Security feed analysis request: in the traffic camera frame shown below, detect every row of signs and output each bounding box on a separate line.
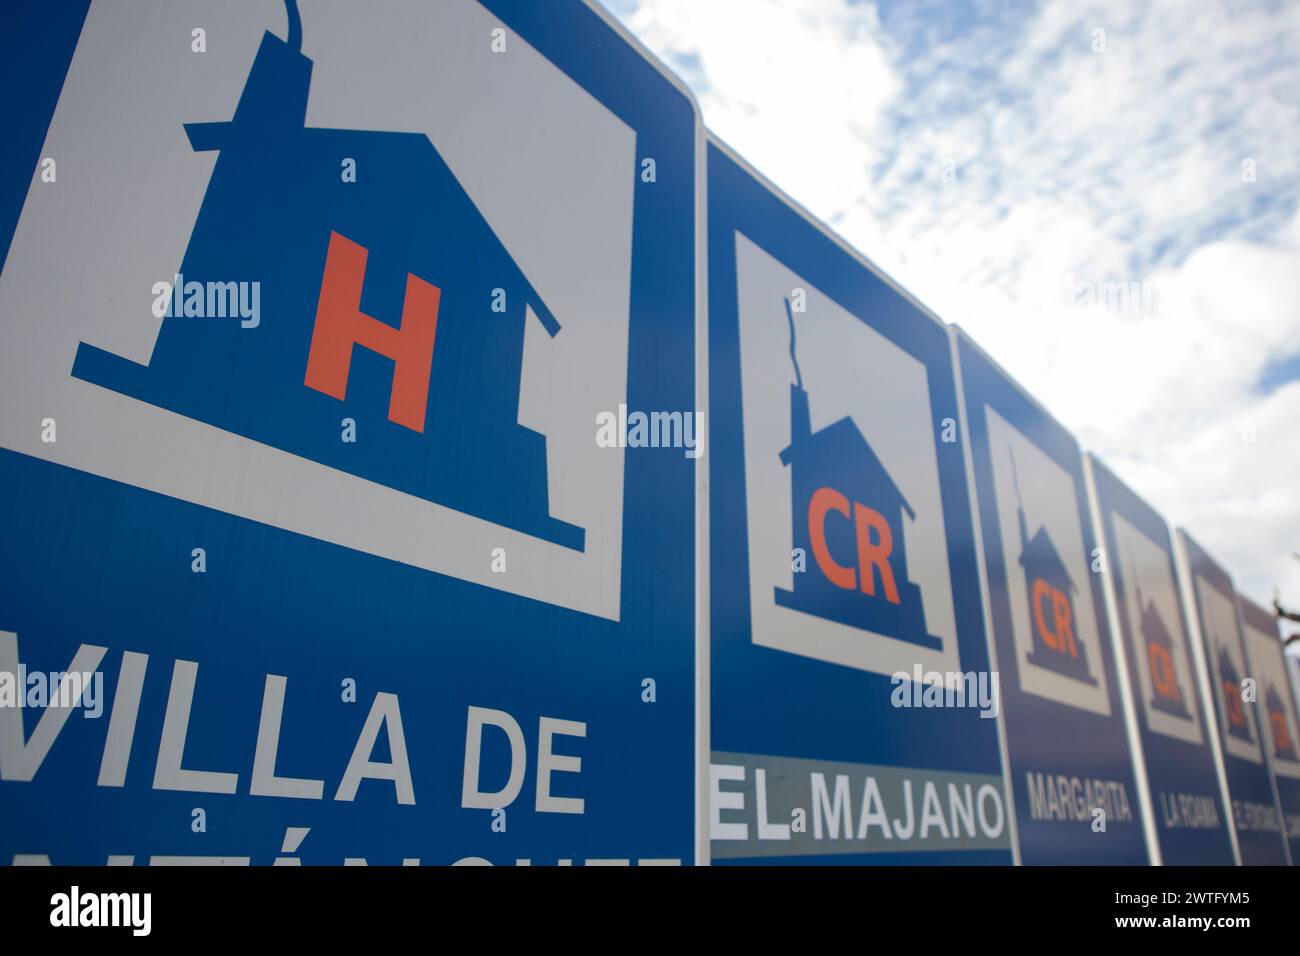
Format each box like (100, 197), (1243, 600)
(707, 139), (1300, 865)
(1, 0), (1297, 866)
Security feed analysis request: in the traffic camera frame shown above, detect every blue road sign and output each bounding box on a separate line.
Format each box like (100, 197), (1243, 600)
(954, 329), (1148, 864)
(706, 138), (1013, 865)
(1176, 532), (1288, 865)
(0, 0), (701, 865)
(1239, 596), (1298, 864)
(1086, 455), (1235, 864)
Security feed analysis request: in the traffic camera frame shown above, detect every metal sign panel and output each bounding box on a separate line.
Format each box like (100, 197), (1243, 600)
(1086, 455), (1235, 864)
(1239, 597), (1299, 863)
(0, 0), (702, 866)
(1176, 532), (1288, 865)
(706, 139), (1013, 864)
(1291, 653), (1300, 758)
(953, 329), (1148, 864)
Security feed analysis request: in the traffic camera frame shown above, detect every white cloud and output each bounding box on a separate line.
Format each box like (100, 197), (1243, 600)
(613, 0), (899, 217)
(604, 0), (1300, 610)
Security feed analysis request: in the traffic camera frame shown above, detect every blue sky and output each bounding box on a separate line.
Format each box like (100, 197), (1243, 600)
(603, 0), (1300, 618)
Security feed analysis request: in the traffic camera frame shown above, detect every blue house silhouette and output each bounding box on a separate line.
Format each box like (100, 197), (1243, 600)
(1012, 454), (1096, 685)
(1218, 646), (1254, 744)
(1265, 683), (1296, 760)
(773, 299), (940, 650)
(1133, 569), (1190, 718)
(71, 1), (583, 551)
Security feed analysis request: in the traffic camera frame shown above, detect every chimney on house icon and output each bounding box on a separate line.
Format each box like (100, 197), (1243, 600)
(772, 297), (940, 650)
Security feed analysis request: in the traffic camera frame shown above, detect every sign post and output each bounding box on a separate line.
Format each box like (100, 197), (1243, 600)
(0, 0), (703, 866)
(954, 329), (1148, 864)
(1239, 596), (1299, 864)
(1086, 454), (1235, 864)
(705, 139), (1012, 864)
(1175, 532), (1289, 865)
